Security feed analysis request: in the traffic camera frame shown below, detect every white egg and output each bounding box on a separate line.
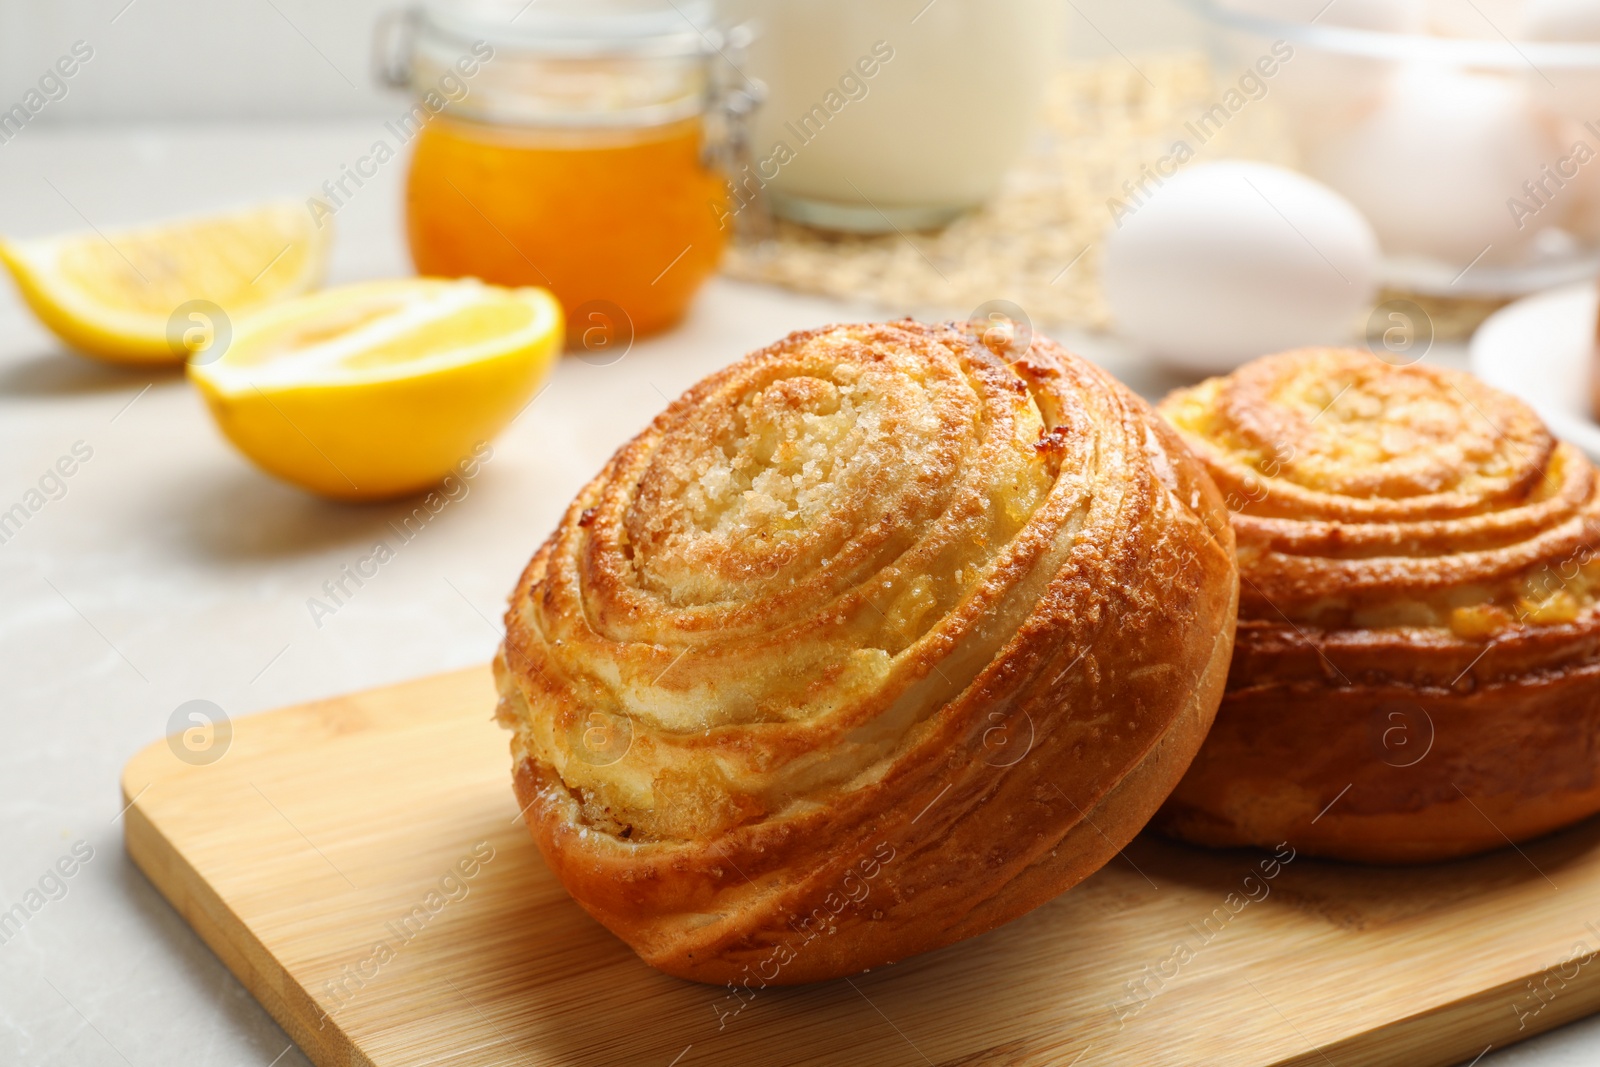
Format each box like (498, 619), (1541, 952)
(1102, 161), (1379, 374)
(1219, 0), (1426, 30)
(1306, 67), (1565, 265)
(1214, 1), (1423, 150)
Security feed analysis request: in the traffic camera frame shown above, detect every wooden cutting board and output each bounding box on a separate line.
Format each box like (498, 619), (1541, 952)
(122, 666), (1600, 1067)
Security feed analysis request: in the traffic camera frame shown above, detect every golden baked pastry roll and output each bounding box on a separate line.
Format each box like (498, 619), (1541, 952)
(496, 320), (1237, 984)
(1155, 347), (1600, 863)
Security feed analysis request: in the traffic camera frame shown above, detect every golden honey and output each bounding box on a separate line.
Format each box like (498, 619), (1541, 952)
(406, 116), (727, 339)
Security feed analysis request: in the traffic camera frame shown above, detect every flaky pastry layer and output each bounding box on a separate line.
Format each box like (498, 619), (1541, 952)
(496, 321), (1238, 982)
(1164, 348), (1600, 636)
(1155, 348), (1600, 861)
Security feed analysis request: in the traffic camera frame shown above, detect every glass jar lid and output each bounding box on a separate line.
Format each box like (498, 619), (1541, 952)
(379, 0), (723, 128)
(420, 0), (716, 57)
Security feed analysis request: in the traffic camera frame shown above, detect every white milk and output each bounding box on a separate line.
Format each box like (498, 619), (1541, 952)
(731, 0), (1059, 230)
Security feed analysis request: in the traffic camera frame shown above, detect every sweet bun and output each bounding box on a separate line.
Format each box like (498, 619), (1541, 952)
(1155, 347), (1600, 862)
(496, 320), (1238, 984)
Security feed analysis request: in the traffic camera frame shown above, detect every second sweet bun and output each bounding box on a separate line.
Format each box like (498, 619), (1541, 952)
(1155, 347), (1600, 862)
(496, 320), (1238, 984)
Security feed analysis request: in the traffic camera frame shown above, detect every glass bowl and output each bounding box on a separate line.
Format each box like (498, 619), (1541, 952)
(1183, 0), (1600, 305)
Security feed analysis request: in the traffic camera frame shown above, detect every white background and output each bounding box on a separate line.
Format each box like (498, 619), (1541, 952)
(0, 0), (1202, 123)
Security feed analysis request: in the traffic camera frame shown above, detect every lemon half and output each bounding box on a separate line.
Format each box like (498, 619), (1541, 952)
(189, 278), (562, 500)
(0, 199), (328, 365)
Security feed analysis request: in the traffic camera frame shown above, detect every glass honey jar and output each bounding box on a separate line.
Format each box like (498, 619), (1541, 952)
(378, 0), (741, 341)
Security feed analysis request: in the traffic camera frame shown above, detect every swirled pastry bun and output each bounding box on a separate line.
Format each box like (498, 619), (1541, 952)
(495, 320), (1238, 984)
(1155, 347), (1600, 863)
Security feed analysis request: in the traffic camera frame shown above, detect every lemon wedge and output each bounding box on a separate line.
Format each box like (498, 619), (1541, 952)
(0, 200), (327, 365)
(189, 278), (562, 501)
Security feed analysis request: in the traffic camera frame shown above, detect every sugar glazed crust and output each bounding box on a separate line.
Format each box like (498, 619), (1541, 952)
(496, 320), (1238, 984)
(1155, 347), (1600, 862)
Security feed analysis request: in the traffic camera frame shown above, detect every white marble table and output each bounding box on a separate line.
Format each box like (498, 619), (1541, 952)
(0, 122), (1591, 1067)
